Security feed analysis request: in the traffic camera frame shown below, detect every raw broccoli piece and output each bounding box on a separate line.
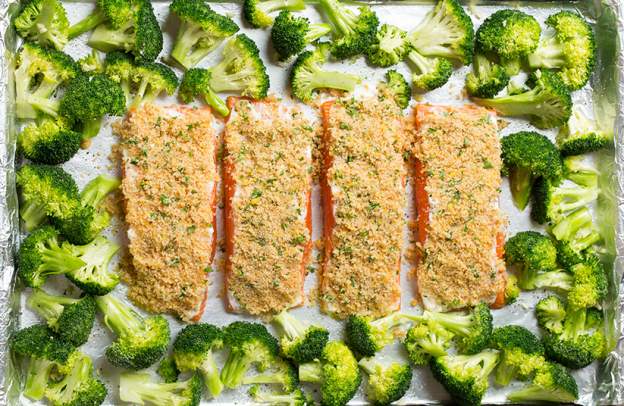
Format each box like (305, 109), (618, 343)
(243, 0), (305, 29)
(505, 275), (520, 304)
(366, 24), (409, 67)
(173, 323), (224, 397)
(504, 231), (558, 290)
(507, 360), (578, 403)
(179, 68), (228, 117)
(68, 0), (135, 40)
(299, 341), (362, 406)
(500, 131), (563, 210)
(120, 371), (202, 406)
(550, 206), (600, 250)
(490, 325), (545, 386)
(248, 385), (310, 406)
(105, 51), (135, 106)
(11, 325), (75, 401)
(404, 320), (454, 365)
(220, 321), (279, 389)
(465, 51), (509, 98)
(536, 296), (566, 334)
(272, 309), (329, 364)
(557, 107), (608, 156)
(290, 42), (361, 102)
(14, 0), (69, 50)
(26, 288), (96, 347)
(562, 155), (600, 188)
(531, 175), (599, 225)
(243, 358), (299, 393)
(158, 357), (180, 383)
(358, 355), (412, 406)
(271, 10), (332, 62)
(405, 48), (452, 91)
(405, 0), (474, 64)
(78, 50), (105, 74)
(527, 11), (596, 91)
(474, 69), (573, 129)
(475, 10), (541, 76)
(128, 61), (178, 109)
(381, 70), (411, 110)
(95, 293), (171, 370)
(45, 352), (107, 406)
(170, 0), (240, 69)
(346, 312), (407, 357)
(88, 0), (163, 64)
(18, 116), (80, 165)
(318, 0), (379, 60)
(429, 350), (500, 406)
(586, 308), (604, 329)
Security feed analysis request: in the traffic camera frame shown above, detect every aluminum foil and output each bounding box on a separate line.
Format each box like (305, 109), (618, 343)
(0, 0), (623, 405)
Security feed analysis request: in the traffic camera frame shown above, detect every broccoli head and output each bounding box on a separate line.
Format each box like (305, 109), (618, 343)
(78, 50), (105, 74)
(271, 10), (332, 62)
(272, 309), (329, 364)
(128, 61), (178, 109)
(67, 0), (135, 40)
(45, 352), (108, 406)
(346, 312), (407, 357)
(14, 0), (69, 50)
(381, 70), (411, 110)
(505, 275), (520, 304)
(405, 48), (452, 91)
(586, 308), (604, 329)
(550, 206), (600, 252)
(105, 51), (135, 106)
(465, 51), (510, 98)
(243, 358), (299, 393)
(504, 231), (558, 290)
(366, 24), (409, 68)
(507, 360), (578, 403)
(120, 371), (202, 406)
(248, 385), (310, 406)
(358, 355), (412, 406)
(490, 325), (545, 386)
(557, 107), (608, 157)
(179, 68), (228, 117)
(531, 175), (599, 225)
(18, 116), (80, 165)
(536, 296), (567, 334)
(404, 320), (454, 365)
(15, 42), (47, 119)
(243, 0), (305, 29)
(158, 357), (180, 384)
(566, 259), (608, 310)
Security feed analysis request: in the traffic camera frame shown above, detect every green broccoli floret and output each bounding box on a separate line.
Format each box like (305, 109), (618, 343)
(243, 358), (299, 393)
(536, 296), (567, 334)
(527, 11), (596, 91)
(381, 70), (411, 110)
(105, 51), (135, 106)
(490, 325), (545, 386)
(220, 321), (279, 389)
(11, 325), (75, 401)
(26, 288), (96, 347)
(271, 10), (332, 62)
(78, 50), (105, 74)
(243, 0), (305, 29)
(299, 341), (362, 406)
(500, 131), (563, 211)
(465, 51), (510, 98)
(318, 0), (379, 60)
(405, 0), (474, 64)
(170, 0), (240, 69)
(248, 385), (310, 406)
(404, 320), (454, 365)
(18, 116), (80, 165)
(14, 0), (69, 50)
(27, 47), (80, 102)
(504, 231), (558, 290)
(366, 24), (409, 67)
(128, 62), (178, 109)
(505, 275), (520, 304)
(45, 351), (107, 406)
(272, 309), (329, 364)
(346, 312), (407, 357)
(566, 260), (608, 309)
(557, 107), (608, 156)
(475, 10), (541, 76)
(405, 48), (452, 91)
(68, 0), (135, 40)
(358, 355), (412, 406)
(429, 350), (500, 406)
(290, 42), (361, 102)
(507, 360), (578, 403)
(531, 176), (599, 225)
(158, 357), (180, 383)
(95, 293), (171, 370)
(120, 371), (202, 406)
(474, 69), (573, 130)
(173, 323), (224, 397)
(88, 0), (163, 64)
(562, 155), (600, 188)
(550, 206), (600, 250)
(586, 308), (604, 329)
(15, 42), (47, 119)
(179, 68), (229, 117)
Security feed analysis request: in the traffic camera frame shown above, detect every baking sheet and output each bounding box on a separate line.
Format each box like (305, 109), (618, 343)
(0, 0), (623, 405)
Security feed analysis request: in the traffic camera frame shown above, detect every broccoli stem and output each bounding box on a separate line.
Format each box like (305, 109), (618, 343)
(527, 39), (565, 69)
(555, 186), (599, 213)
(495, 351), (520, 386)
(566, 172), (597, 188)
(303, 70), (361, 95)
(128, 78), (152, 109)
(200, 88), (229, 117)
(559, 307), (587, 341)
(533, 270), (574, 291)
(273, 310), (307, 340)
(474, 85), (550, 117)
(500, 56), (521, 76)
(88, 19), (136, 53)
(23, 358), (56, 401)
(509, 165), (534, 211)
(31, 80), (60, 100)
(357, 357), (382, 376)
(27, 95), (61, 117)
(171, 20), (224, 70)
(39, 243), (87, 274)
(94, 294), (144, 339)
(406, 49), (434, 76)
(419, 311), (472, 338)
(550, 207), (599, 244)
(19, 197), (48, 231)
(81, 116), (103, 141)
(220, 352), (253, 388)
(15, 61), (37, 119)
(318, 0), (358, 36)
(199, 356), (224, 397)
(305, 24), (333, 43)
(298, 360), (324, 385)
(81, 174), (122, 208)
(508, 386), (565, 403)
(257, 0), (305, 15)
(68, 10), (108, 40)
(26, 288), (79, 323)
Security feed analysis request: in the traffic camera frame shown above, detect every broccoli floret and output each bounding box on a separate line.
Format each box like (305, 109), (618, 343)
(550, 206), (600, 249)
(536, 296), (567, 334)
(405, 48), (452, 91)
(248, 385), (310, 406)
(465, 51), (509, 98)
(475, 10), (541, 76)
(500, 131), (563, 210)
(505, 275), (520, 304)
(429, 350), (500, 406)
(68, 0), (134, 40)
(318, 0), (379, 60)
(405, 0), (474, 64)
(586, 308), (604, 329)
(290, 42), (361, 102)
(553, 214), (601, 268)
(531, 176), (599, 225)
(95, 293), (171, 370)
(271, 10), (332, 62)
(78, 50), (105, 74)
(366, 24), (409, 67)
(14, 0), (69, 50)
(346, 312), (407, 357)
(358, 355), (412, 406)
(27, 47), (80, 101)
(504, 231), (558, 290)
(18, 116), (80, 165)
(88, 0), (163, 64)
(243, 0), (305, 29)
(11, 325), (75, 401)
(557, 107), (608, 157)
(45, 352), (107, 406)
(170, 0), (240, 69)
(128, 62), (178, 109)
(15, 42), (47, 119)
(562, 155), (600, 188)
(381, 70), (411, 110)
(26, 288), (96, 347)
(508, 360), (578, 403)
(243, 358), (299, 393)
(179, 68), (228, 117)
(299, 341), (362, 406)
(404, 320), (454, 365)
(566, 260), (608, 309)
(272, 309), (329, 363)
(173, 323), (224, 397)
(158, 357), (180, 383)
(220, 321), (279, 389)
(120, 371), (202, 406)
(527, 11), (596, 91)
(105, 51), (135, 106)
(490, 325), (545, 386)
(474, 69), (573, 129)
